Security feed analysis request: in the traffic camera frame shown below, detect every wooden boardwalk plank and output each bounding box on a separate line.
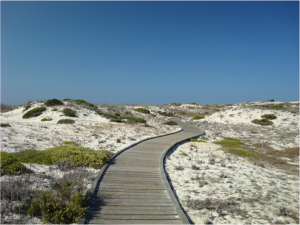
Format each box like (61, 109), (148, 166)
(83, 118), (204, 224)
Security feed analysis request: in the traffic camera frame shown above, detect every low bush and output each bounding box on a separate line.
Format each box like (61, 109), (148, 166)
(158, 111), (173, 117)
(62, 108), (76, 117)
(1, 123), (11, 127)
(192, 115), (205, 120)
(190, 138), (206, 143)
(22, 107), (47, 119)
(27, 182), (89, 224)
(74, 99), (97, 110)
(125, 111), (132, 115)
(57, 119), (75, 124)
(214, 137), (244, 148)
(261, 114), (277, 120)
(0, 152), (29, 175)
(163, 121), (177, 126)
(110, 118), (122, 123)
(127, 117), (147, 124)
(14, 145), (111, 169)
(134, 108), (150, 114)
(270, 104), (284, 110)
(44, 99), (64, 107)
(41, 118), (52, 121)
(251, 118), (273, 126)
(223, 148), (260, 158)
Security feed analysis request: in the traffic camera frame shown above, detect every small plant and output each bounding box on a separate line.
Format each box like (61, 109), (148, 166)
(192, 115), (205, 120)
(41, 118), (52, 121)
(125, 111), (132, 115)
(74, 99), (97, 109)
(134, 108), (150, 114)
(62, 108), (76, 117)
(251, 118), (273, 126)
(270, 104), (284, 110)
(45, 99), (64, 106)
(224, 148), (260, 157)
(57, 119), (75, 124)
(22, 107), (47, 118)
(52, 108), (58, 111)
(214, 137), (244, 148)
(63, 141), (74, 145)
(261, 114), (277, 120)
(190, 138), (206, 143)
(192, 165), (200, 170)
(0, 152), (29, 175)
(1, 123), (11, 127)
(158, 111), (173, 117)
(110, 118), (123, 123)
(163, 121), (177, 126)
(127, 117), (146, 124)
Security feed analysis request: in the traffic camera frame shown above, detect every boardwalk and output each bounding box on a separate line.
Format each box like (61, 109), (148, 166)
(83, 118), (204, 224)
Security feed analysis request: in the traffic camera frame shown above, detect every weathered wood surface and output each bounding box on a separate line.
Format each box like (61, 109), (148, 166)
(85, 118), (204, 224)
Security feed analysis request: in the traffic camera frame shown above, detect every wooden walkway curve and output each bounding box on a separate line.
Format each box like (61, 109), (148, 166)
(80, 118), (204, 224)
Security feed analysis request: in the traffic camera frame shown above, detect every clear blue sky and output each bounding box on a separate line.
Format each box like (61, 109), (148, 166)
(1, 1), (299, 105)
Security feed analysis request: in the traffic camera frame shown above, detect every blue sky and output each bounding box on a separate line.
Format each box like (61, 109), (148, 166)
(1, 1), (299, 105)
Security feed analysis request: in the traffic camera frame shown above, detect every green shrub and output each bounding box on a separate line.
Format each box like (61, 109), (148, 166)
(223, 148), (259, 158)
(57, 119), (75, 124)
(103, 113), (117, 119)
(27, 186), (89, 224)
(251, 119), (273, 126)
(74, 99), (97, 110)
(190, 138), (207, 143)
(261, 114), (277, 120)
(14, 145), (111, 169)
(125, 111), (132, 115)
(192, 115), (205, 120)
(44, 99), (64, 107)
(134, 108), (150, 114)
(1, 123), (11, 127)
(62, 108), (76, 117)
(158, 111), (173, 117)
(163, 121), (177, 126)
(127, 117), (147, 124)
(22, 107), (47, 119)
(52, 108), (58, 111)
(110, 118), (123, 123)
(41, 118), (52, 121)
(0, 152), (29, 175)
(270, 104), (284, 110)
(214, 137), (244, 148)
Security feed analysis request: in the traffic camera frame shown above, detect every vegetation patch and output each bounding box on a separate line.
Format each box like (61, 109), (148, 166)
(127, 117), (147, 124)
(158, 111), (173, 117)
(27, 181), (89, 223)
(41, 118), (52, 121)
(0, 152), (29, 175)
(134, 108), (150, 114)
(261, 114), (277, 120)
(110, 118), (123, 123)
(57, 119), (75, 124)
(223, 148), (260, 158)
(13, 145), (112, 169)
(214, 137), (244, 148)
(44, 99), (64, 107)
(1, 104), (16, 113)
(251, 119), (273, 126)
(74, 99), (97, 110)
(63, 108), (76, 117)
(22, 107), (47, 119)
(270, 104), (284, 110)
(1, 123), (11, 127)
(163, 121), (177, 126)
(192, 115), (205, 120)
(190, 138), (207, 143)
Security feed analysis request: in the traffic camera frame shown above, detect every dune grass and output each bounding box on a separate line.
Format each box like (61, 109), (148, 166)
(57, 119), (75, 124)
(163, 121), (177, 126)
(214, 137), (244, 148)
(41, 118), (52, 121)
(74, 99), (97, 110)
(1, 123), (11, 127)
(134, 108), (150, 114)
(261, 114), (277, 120)
(223, 148), (260, 157)
(22, 107), (47, 119)
(251, 118), (273, 126)
(192, 115), (205, 120)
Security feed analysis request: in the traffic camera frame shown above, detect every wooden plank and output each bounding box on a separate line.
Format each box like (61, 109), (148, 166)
(89, 219), (183, 224)
(95, 209), (177, 215)
(91, 205), (176, 211)
(92, 214), (180, 220)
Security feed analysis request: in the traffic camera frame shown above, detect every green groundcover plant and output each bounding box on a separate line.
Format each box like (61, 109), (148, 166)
(22, 107), (47, 119)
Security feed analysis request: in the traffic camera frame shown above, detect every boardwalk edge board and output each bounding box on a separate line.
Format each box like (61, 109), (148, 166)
(78, 126), (184, 224)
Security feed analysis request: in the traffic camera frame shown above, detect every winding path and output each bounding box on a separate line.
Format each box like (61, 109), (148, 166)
(80, 118), (204, 224)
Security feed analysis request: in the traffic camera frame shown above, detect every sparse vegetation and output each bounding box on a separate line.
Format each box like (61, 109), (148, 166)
(110, 118), (123, 123)
(262, 114), (277, 120)
(63, 108), (76, 117)
(251, 118), (273, 126)
(57, 119), (75, 124)
(224, 148), (260, 158)
(134, 108), (150, 114)
(13, 145), (112, 169)
(44, 99), (64, 107)
(74, 99), (97, 110)
(158, 111), (173, 117)
(41, 118), (52, 121)
(163, 121), (177, 126)
(192, 115), (205, 120)
(271, 104), (284, 110)
(22, 107), (47, 119)
(127, 117), (147, 124)
(214, 137), (244, 148)
(0, 152), (29, 175)
(1, 123), (11, 127)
